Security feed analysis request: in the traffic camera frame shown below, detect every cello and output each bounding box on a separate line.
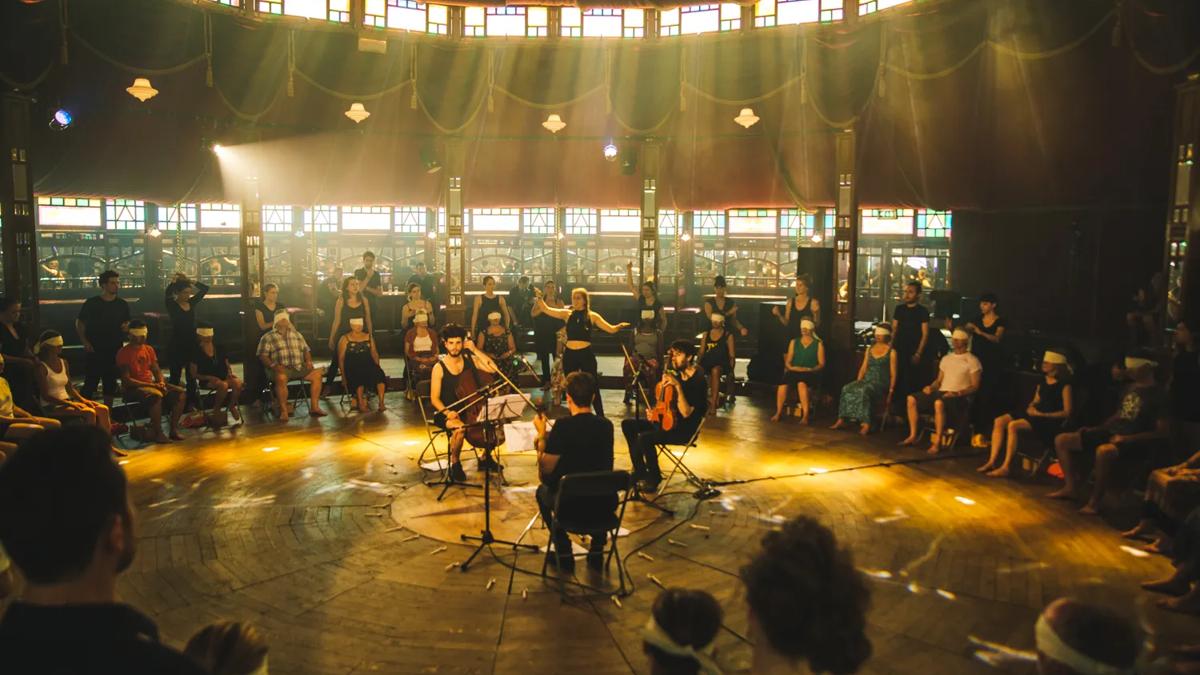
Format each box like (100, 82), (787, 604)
(453, 354), (506, 450)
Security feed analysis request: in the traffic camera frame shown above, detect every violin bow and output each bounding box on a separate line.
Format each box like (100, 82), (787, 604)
(620, 343), (655, 410)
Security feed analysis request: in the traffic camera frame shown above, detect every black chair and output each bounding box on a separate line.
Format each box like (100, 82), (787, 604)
(540, 470), (632, 595)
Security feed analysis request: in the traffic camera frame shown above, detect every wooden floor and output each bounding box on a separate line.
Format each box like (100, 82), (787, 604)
(105, 386), (1197, 674)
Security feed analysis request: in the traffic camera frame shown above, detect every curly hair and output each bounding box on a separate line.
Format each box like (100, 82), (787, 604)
(644, 588), (723, 675)
(740, 516), (872, 674)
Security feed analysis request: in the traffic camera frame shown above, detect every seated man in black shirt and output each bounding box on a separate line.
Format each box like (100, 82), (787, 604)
(622, 339), (708, 493)
(534, 372), (616, 572)
(0, 426), (206, 674)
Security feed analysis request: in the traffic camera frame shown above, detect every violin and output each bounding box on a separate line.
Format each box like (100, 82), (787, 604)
(648, 368), (679, 431)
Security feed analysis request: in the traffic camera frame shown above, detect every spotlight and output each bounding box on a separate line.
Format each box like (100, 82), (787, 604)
(294, 229), (306, 238)
(49, 108), (72, 130)
(212, 143), (227, 157)
(810, 233), (823, 243)
(680, 232), (692, 242)
(603, 142), (618, 161)
(426, 231), (437, 240)
(146, 227), (162, 239)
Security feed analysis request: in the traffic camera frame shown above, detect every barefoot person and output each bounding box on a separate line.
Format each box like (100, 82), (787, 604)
(1140, 507), (1200, 615)
(188, 323), (243, 426)
(978, 350), (1072, 477)
(116, 321), (186, 443)
(698, 312), (735, 414)
(831, 324), (896, 435)
(257, 311), (327, 422)
(771, 319), (824, 423)
(429, 324), (500, 482)
(338, 317), (387, 414)
(899, 328), (981, 454)
(34, 331), (117, 444)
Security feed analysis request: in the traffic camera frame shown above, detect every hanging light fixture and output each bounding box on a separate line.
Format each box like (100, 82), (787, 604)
(542, 114), (566, 134)
(344, 102), (370, 124)
(126, 77), (159, 102)
(146, 226), (162, 239)
(603, 141), (618, 161)
(734, 108), (760, 129)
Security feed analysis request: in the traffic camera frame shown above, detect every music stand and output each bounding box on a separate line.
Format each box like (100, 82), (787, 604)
(459, 377), (539, 571)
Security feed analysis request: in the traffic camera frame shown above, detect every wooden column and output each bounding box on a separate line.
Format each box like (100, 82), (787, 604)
(1168, 76), (1199, 330)
(239, 179), (264, 392)
(444, 174), (465, 326)
(640, 178), (659, 290)
(144, 204), (163, 308)
(289, 205), (307, 297)
(0, 93), (39, 329)
(680, 211), (695, 308)
(553, 207), (565, 284)
(832, 130), (859, 350)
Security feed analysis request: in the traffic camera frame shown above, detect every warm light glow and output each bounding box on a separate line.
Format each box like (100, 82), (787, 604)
(345, 102), (371, 123)
(810, 233), (823, 243)
(936, 588), (957, 600)
(954, 496), (976, 505)
(809, 467), (829, 474)
(146, 227), (162, 239)
(262, 446), (280, 453)
(542, 113), (566, 134)
(603, 141), (618, 161)
(126, 77), (159, 102)
(734, 107), (760, 128)
(212, 144), (227, 157)
(680, 232), (692, 242)
(426, 231), (437, 240)
(1119, 545), (1150, 558)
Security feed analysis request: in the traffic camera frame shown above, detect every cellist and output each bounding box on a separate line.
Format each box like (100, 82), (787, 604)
(621, 339), (708, 494)
(430, 323), (501, 483)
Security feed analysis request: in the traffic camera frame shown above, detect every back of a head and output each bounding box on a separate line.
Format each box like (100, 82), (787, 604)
(185, 621), (269, 675)
(0, 426), (128, 584)
(741, 516), (872, 674)
(644, 588), (723, 675)
(565, 371), (596, 409)
(1037, 598), (1141, 675)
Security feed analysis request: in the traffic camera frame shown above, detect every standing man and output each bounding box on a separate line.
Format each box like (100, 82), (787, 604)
(891, 281), (931, 414)
(508, 276), (532, 330)
(429, 324), (500, 483)
(408, 261), (435, 308)
(622, 339), (707, 493)
(76, 270), (130, 407)
(257, 312), (327, 422)
(534, 372), (616, 572)
(355, 251), (384, 298)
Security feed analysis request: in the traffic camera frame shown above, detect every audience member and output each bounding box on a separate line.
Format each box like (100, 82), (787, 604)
(740, 516), (871, 674)
(508, 275), (533, 329)
(899, 328), (981, 455)
(355, 251), (383, 298)
(257, 312), (326, 422)
(338, 317), (387, 414)
(0, 352), (61, 443)
(403, 312), (439, 397)
(0, 296), (42, 414)
(771, 274), (821, 339)
(534, 372), (615, 572)
(401, 283), (435, 331)
(164, 273), (210, 407)
(704, 275), (748, 336)
(698, 312), (735, 414)
(1049, 353), (1169, 514)
(318, 269), (343, 338)
(979, 350), (1073, 477)
(476, 310), (519, 385)
(831, 323), (896, 435)
(1127, 272), (1165, 347)
(407, 261), (435, 306)
(471, 275), (510, 338)
(532, 280), (565, 387)
(1122, 449), (1200, 555)
(642, 588), (723, 675)
(1034, 598), (1142, 674)
(76, 270), (131, 407)
(184, 620), (269, 675)
(626, 262), (668, 335)
(0, 426), (208, 674)
(966, 292), (1007, 447)
(248, 284), (282, 392)
(118, 320), (186, 442)
(34, 329), (117, 445)
(327, 276), (374, 391)
(189, 322), (243, 426)
(1141, 507), (1200, 616)
(1170, 320), (1200, 456)
(890, 281), (932, 413)
(771, 318), (824, 424)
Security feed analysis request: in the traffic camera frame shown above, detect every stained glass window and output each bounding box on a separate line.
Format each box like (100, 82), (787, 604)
(395, 207), (427, 234)
(728, 208), (777, 237)
(660, 8), (681, 36)
(262, 205), (293, 233)
(262, 0), (350, 22)
(858, 0), (911, 15)
(199, 203), (241, 230)
(365, 0), (432, 32)
(37, 196), (102, 229)
(662, 4), (740, 35)
(523, 208), (555, 236)
(304, 205), (338, 233)
(160, 204), (198, 232)
(427, 4), (449, 34)
(463, 6), (537, 37)
(694, 210), (726, 237)
(916, 209), (952, 239)
(526, 7), (549, 37)
(599, 209), (640, 234)
(561, 8), (643, 38)
(820, 0), (843, 21)
(658, 209), (677, 236)
(105, 199), (145, 231)
(342, 206), (391, 232)
(860, 208), (915, 236)
(754, 0), (827, 26)
(469, 208), (520, 233)
(779, 209), (813, 239)
(565, 208), (597, 236)
(204, 0), (240, 7)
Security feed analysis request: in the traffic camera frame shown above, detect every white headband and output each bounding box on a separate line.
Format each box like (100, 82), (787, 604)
(641, 616), (723, 675)
(1043, 351), (1068, 365)
(487, 312), (502, 321)
(800, 318), (815, 330)
(640, 309), (656, 320)
(952, 328), (971, 341)
(273, 311), (290, 326)
(1124, 356), (1156, 370)
(127, 328), (148, 338)
(710, 313), (725, 324)
(414, 312), (429, 324)
(196, 327), (215, 337)
(1035, 614), (1136, 675)
(874, 325), (892, 337)
(349, 318), (365, 328)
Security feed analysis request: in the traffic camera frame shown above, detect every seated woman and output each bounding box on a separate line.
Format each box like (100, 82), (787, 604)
(401, 283), (436, 331)
(698, 313), (735, 415)
(641, 587), (723, 675)
(476, 311), (519, 387)
(404, 312), (439, 398)
(978, 349), (1073, 477)
(33, 330), (115, 443)
(1122, 448), (1200, 555)
(1140, 506), (1200, 616)
(338, 318), (387, 414)
(188, 322), (243, 426)
(831, 324), (897, 435)
(771, 319), (824, 424)
(0, 353), (61, 444)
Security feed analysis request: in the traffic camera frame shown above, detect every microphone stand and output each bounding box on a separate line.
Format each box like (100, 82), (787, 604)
(621, 344), (673, 516)
(428, 381), (496, 500)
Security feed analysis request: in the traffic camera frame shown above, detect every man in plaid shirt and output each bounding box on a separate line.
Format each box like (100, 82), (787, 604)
(257, 311), (327, 422)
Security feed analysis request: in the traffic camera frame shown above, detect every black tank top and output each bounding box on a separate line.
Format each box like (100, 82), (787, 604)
(476, 294), (502, 334)
(436, 355), (474, 405)
(787, 296), (814, 336)
(566, 310), (592, 341)
(1035, 378), (1068, 414)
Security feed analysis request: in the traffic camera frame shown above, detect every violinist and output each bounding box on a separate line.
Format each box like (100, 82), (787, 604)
(429, 323), (501, 483)
(621, 339), (708, 493)
(532, 286), (630, 417)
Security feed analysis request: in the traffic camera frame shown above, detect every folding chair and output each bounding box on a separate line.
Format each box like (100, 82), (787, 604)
(919, 394), (974, 451)
(110, 396), (151, 449)
(540, 470), (632, 596)
(261, 378), (311, 419)
(415, 378), (481, 475)
(656, 418), (716, 495)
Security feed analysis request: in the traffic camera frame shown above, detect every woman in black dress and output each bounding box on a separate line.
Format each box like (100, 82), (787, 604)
(338, 317), (387, 413)
(966, 292), (1007, 445)
(698, 313), (736, 414)
(532, 287), (630, 416)
(978, 350), (1072, 477)
(625, 262), (667, 334)
(327, 276), (374, 389)
(772, 274), (821, 337)
(470, 275), (509, 339)
(165, 274), (209, 406)
(703, 275), (748, 403)
(531, 280), (565, 386)
(189, 322), (242, 424)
